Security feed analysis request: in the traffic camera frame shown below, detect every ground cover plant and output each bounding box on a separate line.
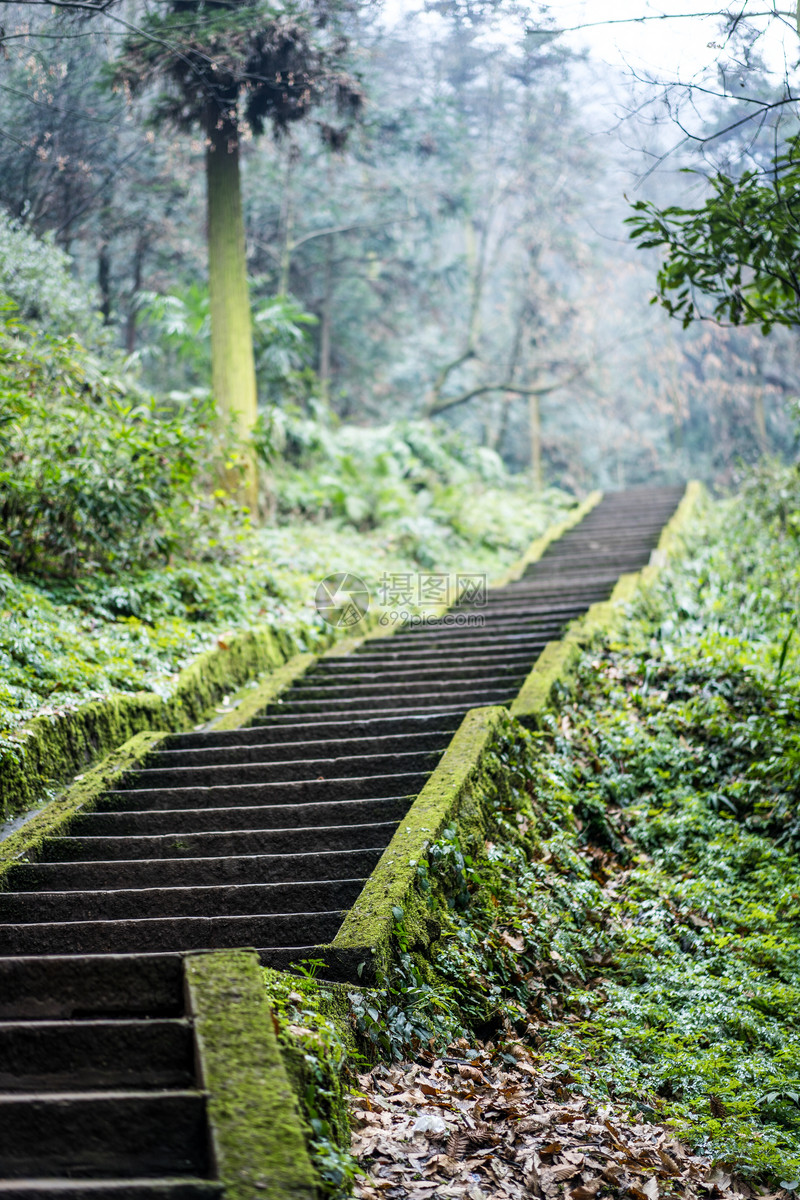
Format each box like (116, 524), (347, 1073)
(333, 472), (800, 1193)
(0, 300), (573, 738)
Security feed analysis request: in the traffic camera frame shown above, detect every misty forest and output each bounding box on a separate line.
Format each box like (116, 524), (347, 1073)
(1, 1), (800, 1196)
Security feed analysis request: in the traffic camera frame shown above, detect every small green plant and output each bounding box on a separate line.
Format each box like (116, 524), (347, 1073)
(264, 969), (363, 1200)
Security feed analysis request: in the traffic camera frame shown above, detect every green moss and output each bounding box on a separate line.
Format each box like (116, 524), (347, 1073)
(262, 967), (369, 1197)
(211, 651), (316, 731)
(510, 638), (583, 728)
(0, 624), (298, 820)
(329, 705), (508, 980)
(185, 950), (318, 1200)
(0, 730), (166, 886)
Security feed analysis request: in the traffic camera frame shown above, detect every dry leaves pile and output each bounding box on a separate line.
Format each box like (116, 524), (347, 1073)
(349, 1040), (787, 1200)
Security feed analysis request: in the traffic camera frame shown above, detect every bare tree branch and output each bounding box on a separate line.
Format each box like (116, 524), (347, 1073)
(426, 366), (587, 417)
(540, 9), (794, 38)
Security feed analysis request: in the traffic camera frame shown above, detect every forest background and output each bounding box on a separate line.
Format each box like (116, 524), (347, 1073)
(1, 0), (800, 738)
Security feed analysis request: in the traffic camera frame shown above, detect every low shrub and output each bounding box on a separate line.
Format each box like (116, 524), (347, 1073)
(0, 303), (233, 577)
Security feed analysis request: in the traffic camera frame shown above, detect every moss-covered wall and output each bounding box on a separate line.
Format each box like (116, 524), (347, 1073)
(324, 705), (508, 983)
(0, 625), (300, 820)
(0, 729), (167, 886)
(186, 950), (319, 1200)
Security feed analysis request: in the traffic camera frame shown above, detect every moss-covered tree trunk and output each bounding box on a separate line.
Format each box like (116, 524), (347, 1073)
(206, 109), (258, 506)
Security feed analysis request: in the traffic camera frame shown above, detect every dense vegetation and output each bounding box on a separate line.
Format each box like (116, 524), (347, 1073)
(2, 0), (800, 1187)
(346, 469), (800, 1186)
(2, 3), (799, 488)
(0, 299), (572, 735)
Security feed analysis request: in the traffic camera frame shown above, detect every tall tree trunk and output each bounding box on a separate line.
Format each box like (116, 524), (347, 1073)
(278, 140), (296, 295)
(97, 177), (114, 326)
(319, 232), (333, 404)
(206, 109), (258, 507)
(125, 234), (146, 356)
(97, 240), (112, 325)
(529, 391), (542, 492)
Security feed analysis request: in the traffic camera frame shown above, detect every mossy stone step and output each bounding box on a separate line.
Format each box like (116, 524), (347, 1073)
(8, 847), (384, 892)
(308, 657), (537, 683)
(148, 729), (453, 768)
(284, 673), (527, 700)
(262, 686), (516, 715)
(169, 712), (463, 751)
(248, 700), (479, 724)
(0, 1091), (208, 1178)
(0, 909), (347, 956)
(113, 748), (443, 791)
(73, 793), (412, 837)
(0, 1181), (221, 1199)
(36, 818), (401, 863)
(0, 954), (184, 1020)
(100, 770), (431, 810)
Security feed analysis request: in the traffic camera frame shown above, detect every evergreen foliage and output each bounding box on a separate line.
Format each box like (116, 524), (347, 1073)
(628, 134), (800, 332)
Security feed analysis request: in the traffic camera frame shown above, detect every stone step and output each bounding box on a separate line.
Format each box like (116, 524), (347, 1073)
(0, 1091), (208, 1178)
(263, 687), (516, 716)
(0, 910), (346, 956)
(0, 955), (184, 1021)
(115, 749), (442, 792)
(73, 794), (411, 838)
(0, 1180), (220, 1200)
(0, 1019), (194, 1091)
(281, 673), (527, 701)
(308, 655), (537, 683)
(148, 729), (452, 769)
(245, 701), (476, 725)
(38, 819), (399, 863)
(317, 644), (546, 668)
(0, 878), (366, 924)
(8, 847), (384, 894)
(100, 771), (429, 812)
(168, 712), (463, 751)
(0, 1181), (221, 1199)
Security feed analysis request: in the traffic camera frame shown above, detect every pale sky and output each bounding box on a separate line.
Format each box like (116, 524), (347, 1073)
(383, 1), (799, 90)
(554, 0), (797, 82)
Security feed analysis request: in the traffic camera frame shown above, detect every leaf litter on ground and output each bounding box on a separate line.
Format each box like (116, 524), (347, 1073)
(349, 1039), (792, 1200)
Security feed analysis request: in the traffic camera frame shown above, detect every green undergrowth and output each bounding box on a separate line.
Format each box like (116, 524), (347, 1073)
(0, 498), (567, 737)
(265, 966), (367, 1199)
(0, 304), (573, 735)
(317, 469), (800, 1188)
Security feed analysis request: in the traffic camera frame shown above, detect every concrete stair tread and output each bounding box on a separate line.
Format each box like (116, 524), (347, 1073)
(115, 749), (443, 790)
(0, 1018), (194, 1091)
(76, 795), (413, 835)
(8, 847), (386, 892)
